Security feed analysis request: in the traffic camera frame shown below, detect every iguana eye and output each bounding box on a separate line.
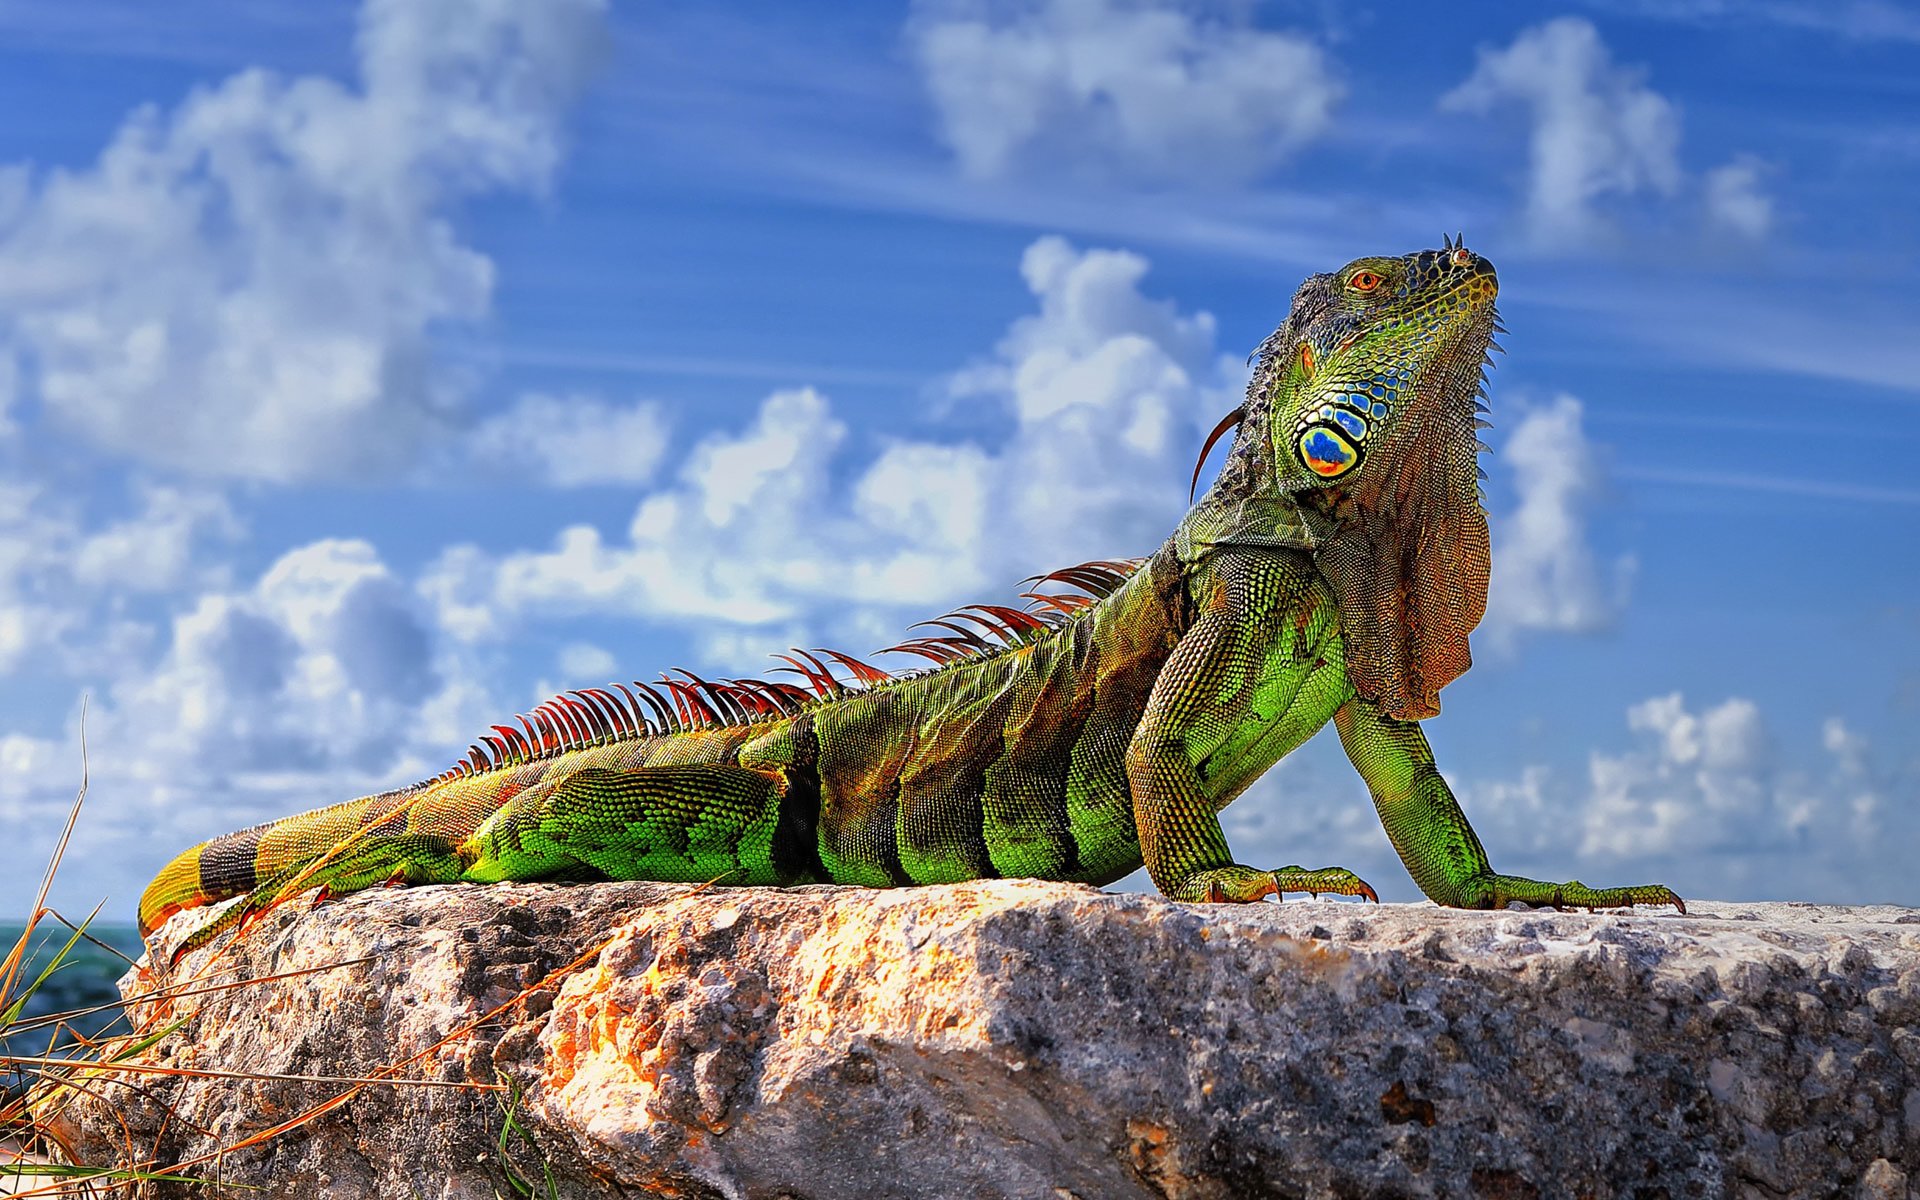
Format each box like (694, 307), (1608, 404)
(1348, 270), (1382, 292)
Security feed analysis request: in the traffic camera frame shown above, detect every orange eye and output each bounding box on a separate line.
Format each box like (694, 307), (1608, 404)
(1348, 270), (1382, 292)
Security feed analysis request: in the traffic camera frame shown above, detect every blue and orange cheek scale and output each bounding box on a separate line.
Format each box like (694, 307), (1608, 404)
(1294, 368), (1400, 480)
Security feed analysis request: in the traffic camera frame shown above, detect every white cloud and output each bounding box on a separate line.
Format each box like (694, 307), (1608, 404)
(1483, 395), (1632, 641)
(465, 392), (671, 488)
(1573, 1), (1920, 45)
(0, 482), (240, 676)
(557, 642), (618, 681)
(424, 235), (1240, 666)
(1441, 17), (1683, 245)
(1577, 692), (1892, 868)
(72, 485), (241, 593)
(0, 0), (607, 483)
(1703, 154), (1774, 237)
(910, 0), (1342, 184)
(0, 536), (503, 915)
(104, 540), (453, 775)
(417, 543), (506, 644)
(0, 350), (16, 438)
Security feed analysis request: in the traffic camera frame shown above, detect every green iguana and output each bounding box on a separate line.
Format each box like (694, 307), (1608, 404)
(139, 241), (1682, 959)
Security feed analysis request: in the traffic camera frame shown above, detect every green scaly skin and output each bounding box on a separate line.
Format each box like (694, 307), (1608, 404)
(139, 243), (1682, 960)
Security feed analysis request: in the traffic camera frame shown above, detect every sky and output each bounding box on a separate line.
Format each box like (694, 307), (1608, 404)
(0, 0), (1915, 919)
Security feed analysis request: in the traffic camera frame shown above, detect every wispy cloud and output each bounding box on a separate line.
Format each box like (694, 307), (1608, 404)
(1441, 18), (1683, 247)
(908, 0), (1342, 184)
(1441, 17), (1787, 249)
(0, 1), (343, 68)
(1610, 289), (1920, 396)
(1620, 467), (1920, 507)
(1574, 0), (1920, 44)
(484, 345), (929, 389)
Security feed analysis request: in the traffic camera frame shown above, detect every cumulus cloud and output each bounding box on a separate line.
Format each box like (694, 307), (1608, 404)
(1703, 154), (1775, 237)
(423, 235), (1241, 663)
(108, 541), (453, 773)
(0, 0), (607, 483)
(1582, 693), (1778, 859)
(1565, 694), (1919, 901)
(1483, 395), (1633, 641)
(910, 0), (1342, 183)
(71, 485), (242, 593)
(0, 482), (240, 676)
(465, 392), (671, 488)
(0, 536), (501, 914)
(1442, 18), (1781, 247)
(1442, 17), (1682, 245)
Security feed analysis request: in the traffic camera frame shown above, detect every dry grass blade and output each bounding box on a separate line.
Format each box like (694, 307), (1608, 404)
(20, 928), (622, 1195)
(9, 1057), (498, 1090)
(0, 701), (88, 1009)
(2, 956), (375, 1040)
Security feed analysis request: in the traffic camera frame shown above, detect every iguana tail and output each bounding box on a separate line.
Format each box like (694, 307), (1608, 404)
(137, 792), (400, 938)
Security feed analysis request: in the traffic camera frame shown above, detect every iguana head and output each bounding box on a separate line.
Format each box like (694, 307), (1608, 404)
(1207, 240), (1500, 720)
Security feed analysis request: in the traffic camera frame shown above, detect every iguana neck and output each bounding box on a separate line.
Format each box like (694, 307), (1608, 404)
(1186, 315), (1490, 722)
(1186, 361), (1338, 549)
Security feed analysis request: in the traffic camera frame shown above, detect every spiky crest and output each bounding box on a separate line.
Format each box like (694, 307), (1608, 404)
(417, 556), (1149, 787)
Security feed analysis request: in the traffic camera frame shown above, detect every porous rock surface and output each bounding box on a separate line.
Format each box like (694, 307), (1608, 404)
(46, 881), (1920, 1199)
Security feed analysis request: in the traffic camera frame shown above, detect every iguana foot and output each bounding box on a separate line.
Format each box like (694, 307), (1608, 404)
(1176, 865), (1378, 904)
(1457, 874), (1685, 914)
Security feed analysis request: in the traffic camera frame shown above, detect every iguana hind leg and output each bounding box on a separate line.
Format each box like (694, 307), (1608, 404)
(170, 764), (806, 963)
(461, 764), (804, 887)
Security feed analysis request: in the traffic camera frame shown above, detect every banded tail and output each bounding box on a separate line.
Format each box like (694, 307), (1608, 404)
(138, 792), (406, 937)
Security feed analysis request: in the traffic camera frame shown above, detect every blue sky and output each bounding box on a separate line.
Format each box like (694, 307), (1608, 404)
(0, 0), (1915, 918)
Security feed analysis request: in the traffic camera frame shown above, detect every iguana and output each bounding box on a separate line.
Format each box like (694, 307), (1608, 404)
(139, 241), (1682, 959)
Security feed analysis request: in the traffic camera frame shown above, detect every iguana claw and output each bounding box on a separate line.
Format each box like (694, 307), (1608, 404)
(1188, 865), (1377, 904)
(1469, 875), (1686, 915)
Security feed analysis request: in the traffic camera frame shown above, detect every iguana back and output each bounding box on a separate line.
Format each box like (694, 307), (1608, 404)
(141, 554), (1197, 947)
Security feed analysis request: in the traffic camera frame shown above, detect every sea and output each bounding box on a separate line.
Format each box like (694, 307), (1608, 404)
(0, 920), (146, 1098)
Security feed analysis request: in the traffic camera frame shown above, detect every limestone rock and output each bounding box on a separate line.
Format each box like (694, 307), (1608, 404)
(44, 881), (1920, 1198)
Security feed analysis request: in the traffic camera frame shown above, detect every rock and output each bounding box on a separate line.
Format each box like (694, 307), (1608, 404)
(41, 882), (1920, 1198)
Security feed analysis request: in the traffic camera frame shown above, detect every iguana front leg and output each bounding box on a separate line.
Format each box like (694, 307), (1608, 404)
(1125, 555), (1377, 905)
(1333, 697), (1684, 913)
